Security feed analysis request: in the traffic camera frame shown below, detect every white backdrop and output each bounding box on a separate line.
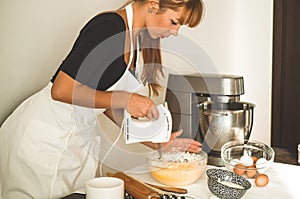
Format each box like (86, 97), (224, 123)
(0, 0), (273, 144)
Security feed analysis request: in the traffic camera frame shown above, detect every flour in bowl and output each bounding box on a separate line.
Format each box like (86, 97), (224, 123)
(153, 151), (205, 163)
(219, 181), (245, 189)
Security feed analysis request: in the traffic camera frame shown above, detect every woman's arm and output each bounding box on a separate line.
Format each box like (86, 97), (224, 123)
(51, 71), (126, 108)
(51, 71), (159, 119)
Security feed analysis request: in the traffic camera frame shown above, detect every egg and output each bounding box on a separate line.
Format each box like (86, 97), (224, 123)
(256, 157), (267, 165)
(240, 150), (254, 166)
(255, 157), (269, 173)
(246, 165), (257, 178)
(255, 174), (269, 187)
(230, 158), (240, 166)
(233, 163), (246, 176)
(240, 155), (253, 166)
(251, 156), (258, 164)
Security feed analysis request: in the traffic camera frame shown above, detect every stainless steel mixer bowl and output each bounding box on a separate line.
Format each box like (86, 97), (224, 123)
(198, 101), (255, 153)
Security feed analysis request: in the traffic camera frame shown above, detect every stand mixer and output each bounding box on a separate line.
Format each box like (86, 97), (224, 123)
(165, 73), (255, 166)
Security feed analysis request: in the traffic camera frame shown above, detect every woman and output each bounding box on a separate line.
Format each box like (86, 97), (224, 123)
(0, 0), (205, 198)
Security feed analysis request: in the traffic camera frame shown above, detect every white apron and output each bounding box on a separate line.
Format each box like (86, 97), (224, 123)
(0, 4), (142, 199)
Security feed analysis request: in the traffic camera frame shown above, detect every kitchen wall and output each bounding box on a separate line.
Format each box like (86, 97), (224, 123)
(0, 0), (125, 124)
(161, 0), (274, 144)
(0, 1), (273, 144)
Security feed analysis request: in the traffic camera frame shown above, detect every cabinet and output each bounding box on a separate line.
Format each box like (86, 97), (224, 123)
(272, 0), (300, 157)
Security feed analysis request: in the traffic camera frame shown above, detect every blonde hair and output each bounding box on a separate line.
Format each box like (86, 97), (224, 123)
(122, 0), (205, 96)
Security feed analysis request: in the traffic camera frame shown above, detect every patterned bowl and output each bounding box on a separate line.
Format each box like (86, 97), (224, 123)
(206, 168), (251, 199)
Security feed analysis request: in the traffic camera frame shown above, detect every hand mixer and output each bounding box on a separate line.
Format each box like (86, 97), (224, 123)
(124, 104), (172, 144)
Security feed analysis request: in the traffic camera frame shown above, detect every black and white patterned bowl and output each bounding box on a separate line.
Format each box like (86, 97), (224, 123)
(206, 168), (251, 199)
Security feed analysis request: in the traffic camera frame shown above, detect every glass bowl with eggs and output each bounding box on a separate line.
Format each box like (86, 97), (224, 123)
(221, 140), (275, 179)
(147, 151), (207, 186)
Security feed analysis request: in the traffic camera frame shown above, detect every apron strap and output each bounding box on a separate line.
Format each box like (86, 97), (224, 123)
(125, 4), (134, 71)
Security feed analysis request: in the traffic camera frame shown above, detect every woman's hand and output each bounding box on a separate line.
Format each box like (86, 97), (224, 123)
(161, 130), (202, 153)
(142, 130), (202, 154)
(125, 93), (159, 120)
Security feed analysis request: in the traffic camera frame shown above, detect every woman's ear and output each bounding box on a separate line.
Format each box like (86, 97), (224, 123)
(148, 0), (160, 13)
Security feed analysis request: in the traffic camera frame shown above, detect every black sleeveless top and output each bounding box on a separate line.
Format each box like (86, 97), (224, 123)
(51, 13), (130, 91)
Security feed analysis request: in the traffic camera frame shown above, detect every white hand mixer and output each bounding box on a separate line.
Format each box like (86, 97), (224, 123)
(124, 104), (172, 144)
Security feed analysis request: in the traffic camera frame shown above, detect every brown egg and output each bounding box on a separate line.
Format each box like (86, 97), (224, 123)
(255, 174), (269, 187)
(246, 165), (257, 178)
(233, 164), (246, 176)
(251, 156), (258, 164)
